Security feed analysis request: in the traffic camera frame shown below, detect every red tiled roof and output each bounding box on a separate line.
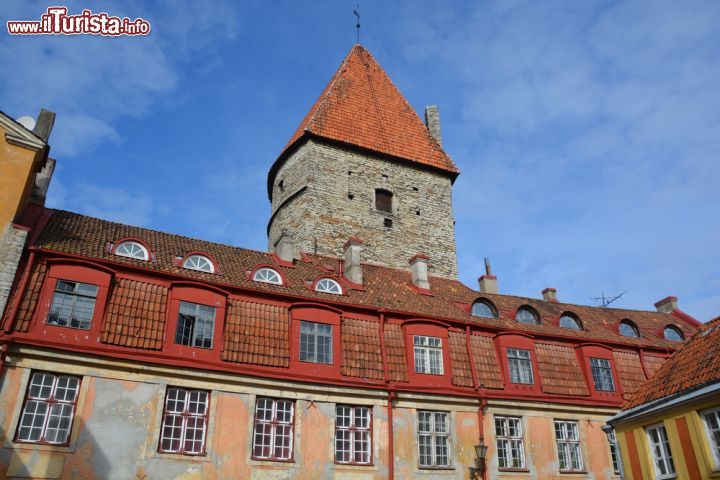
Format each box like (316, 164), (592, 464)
(384, 323), (408, 382)
(14, 262), (46, 333)
(270, 44), (458, 194)
(449, 330), (474, 388)
(642, 355), (667, 378)
(221, 300), (289, 368)
(624, 317), (720, 409)
(613, 351), (647, 399)
(470, 334), (504, 390)
(535, 343), (589, 396)
(341, 317), (384, 380)
(101, 278), (167, 350)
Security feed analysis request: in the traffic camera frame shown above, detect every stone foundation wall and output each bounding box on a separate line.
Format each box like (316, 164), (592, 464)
(0, 224), (28, 317)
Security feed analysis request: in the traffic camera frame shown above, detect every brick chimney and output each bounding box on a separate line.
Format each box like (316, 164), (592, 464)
(409, 254), (431, 290)
(343, 237), (363, 285)
(654, 296), (678, 313)
(478, 257), (497, 294)
(424, 105), (442, 146)
(274, 230), (296, 262)
(542, 288), (557, 302)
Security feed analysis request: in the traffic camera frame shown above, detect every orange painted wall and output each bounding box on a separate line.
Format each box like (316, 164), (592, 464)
(0, 125), (39, 228)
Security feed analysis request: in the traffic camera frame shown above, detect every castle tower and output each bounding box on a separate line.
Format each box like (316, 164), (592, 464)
(267, 45), (459, 278)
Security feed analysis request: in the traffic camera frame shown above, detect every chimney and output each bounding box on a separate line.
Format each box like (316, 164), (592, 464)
(33, 109), (56, 142)
(343, 237), (363, 285)
(409, 254), (431, 290)
(30, 158), (56, 206)
(424, 105), (442, 146)
(542, 288), (557, 302)
(274, 230), (296, 262)
(654, 296), (678, 313)
(478, 257), (498, 294)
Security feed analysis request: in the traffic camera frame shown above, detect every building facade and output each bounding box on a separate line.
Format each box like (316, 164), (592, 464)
(0, 45), (703, 480)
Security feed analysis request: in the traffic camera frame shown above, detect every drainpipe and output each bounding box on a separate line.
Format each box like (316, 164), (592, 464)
(387, 390), (396, 480)
(1, 251), (36, 333)
(478, 398), (487, 480)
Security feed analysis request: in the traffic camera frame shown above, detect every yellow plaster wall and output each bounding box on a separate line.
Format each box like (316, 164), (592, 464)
(0, 125), (39, 228)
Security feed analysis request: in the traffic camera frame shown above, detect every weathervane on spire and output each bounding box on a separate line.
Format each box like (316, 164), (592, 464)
(353, 5), (360, 44)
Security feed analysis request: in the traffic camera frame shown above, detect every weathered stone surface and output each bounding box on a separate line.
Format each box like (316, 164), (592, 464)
(0, 225), (28, 317)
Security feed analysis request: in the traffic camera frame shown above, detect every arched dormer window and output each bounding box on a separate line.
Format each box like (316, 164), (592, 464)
(516, 306), (540, 325)
(113, 240), (149, 261)
(182, 254), (215, 274)
(471, 300), (497, 319)
(253, 267), (282, 285)
(559, 313), (582, 330)
(619, 320), (640, 338)
(663, 325), (684, 342)
(315, 278), (342, 295)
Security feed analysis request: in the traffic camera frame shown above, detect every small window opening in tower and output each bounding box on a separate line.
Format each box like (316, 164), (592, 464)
(416, 210), (420, 216)
(412, 187), (418, 191)
(348, 193), (354, 200)
(278, 180), (284, 192)
(375, 189), (393, 213)
(382, 174), (388, 180)
(384, 218), (393, 228)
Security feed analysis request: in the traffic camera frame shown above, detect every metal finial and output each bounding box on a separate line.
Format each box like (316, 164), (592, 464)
(353, 5), (360, 44)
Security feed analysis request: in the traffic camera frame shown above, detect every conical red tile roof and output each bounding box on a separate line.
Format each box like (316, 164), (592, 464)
(269, 45), (458, 195)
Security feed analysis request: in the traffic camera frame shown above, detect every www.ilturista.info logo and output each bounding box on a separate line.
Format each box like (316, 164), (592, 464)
(7, 7), (151, 36)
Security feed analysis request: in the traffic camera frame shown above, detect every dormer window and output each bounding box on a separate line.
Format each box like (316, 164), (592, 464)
(253, 267), (282, 285)
(663, 325), (684, 342)
(182, 254), (215, 274)
(315, 278), (342, 295)
(560, 313), (582, 330)
(619, 320), (640, 338)
(375, 189), (393, 213)
(471, 300), (496, 319)
(413, 335), (444, 375)
(516, 307), (540, 325)
(175, 301), (216, 349)
(114, 240), (149, 261)
(507, 348), (534, 384)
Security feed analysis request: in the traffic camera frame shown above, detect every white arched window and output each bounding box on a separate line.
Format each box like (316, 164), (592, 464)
(516, 307), (540, 325)
(114, 240), (149, 261)
(315, 278), (342, 295)
(619, 320), (640, 338)
(663, 325), (684, 342)
(471, 300), (496, 319)
(253, 267), (282, 285)
(182, 254), (215, 273)
(560, 313), (582, 330)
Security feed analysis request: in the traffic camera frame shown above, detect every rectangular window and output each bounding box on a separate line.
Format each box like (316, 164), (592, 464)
(495, 416), (525, 469)
(507, 348), (534, 384)
(252, 397), (294, 461)
(417, 410), (450, 468)
(590, 358), (616, 391)
(15, 372), (81, 445)
(413, 335), (444, 375)
(607, 429), (621, 474)
(702, 408), (720, 467)
(335, 405), (371, 464)
(646, 423), (676, 479)
(555, 420), (584, 472)
(158, 387), (209, 455)
(175, 301), (216, 349)
(299, 321), (332, 364)
(47, 280), (98, 330)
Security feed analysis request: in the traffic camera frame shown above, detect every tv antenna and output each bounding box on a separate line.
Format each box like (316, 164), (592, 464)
(592, 290), (627, 308)
(353, 5), (361, 43)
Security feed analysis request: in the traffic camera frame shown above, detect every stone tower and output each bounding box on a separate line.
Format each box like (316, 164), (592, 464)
(267, 45), (459, 278)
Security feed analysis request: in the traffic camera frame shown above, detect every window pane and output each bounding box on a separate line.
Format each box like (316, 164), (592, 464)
(17, 372), (81, 445)
(471, 301), (495, 318)
(47, 281), (97, 330)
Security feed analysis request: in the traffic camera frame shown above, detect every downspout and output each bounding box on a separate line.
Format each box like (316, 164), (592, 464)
(478, 397), (487, 480)
(1, 250), (36, 333)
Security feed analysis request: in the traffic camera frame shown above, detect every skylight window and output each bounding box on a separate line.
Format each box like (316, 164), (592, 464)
(114, 240), (149, 261)
(182, 254), (215, 273)
(253, 267), (282, 285)
(663, 325), (684, 342)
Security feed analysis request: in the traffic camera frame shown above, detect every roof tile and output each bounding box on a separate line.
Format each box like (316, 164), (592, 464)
(613, 351), (647, 399)
(340, 317), (384, 380)
(535, 343), (589, 396)
(470, 334), (504, 390)
(101, 278), (167, 350)
(221, 300), (289, 368)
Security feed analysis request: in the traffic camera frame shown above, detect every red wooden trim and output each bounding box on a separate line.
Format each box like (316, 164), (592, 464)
(169, 280), (230, 297)
(45, 257), (117, 275)
(624, 430), (644, 480)
(288, 302), (343, 314)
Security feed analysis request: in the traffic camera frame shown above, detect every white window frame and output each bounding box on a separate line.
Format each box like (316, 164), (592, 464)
(315, 278), (342, 295)
(335, 405), (372, 465)
(607, 428), (621, 474)
(417, 410), (451, 468)
(589, 357), (616, 392)
(253, 267), (283, 285)
(47, 279), (98, 330)
(182, 254), (215, 273)
(158, 387), (209, 455)
(515, 307), (539, 324)
(646, 423), (676, 479)
(701, 407), (720, 468)
(495, 415), (526, 469)
(554, 420), (584, 473)
(507, 348), (534, 384)
(114, 240), (149, 261)
(299, 320), (333, 364)
(252, 397), (295, 461)
(413, 335), (444, 375)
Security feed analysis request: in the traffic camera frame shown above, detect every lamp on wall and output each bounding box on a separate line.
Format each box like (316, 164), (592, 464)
(469, 439), (488, 479)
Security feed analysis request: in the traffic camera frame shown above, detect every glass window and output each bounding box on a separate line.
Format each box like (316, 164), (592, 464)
(114, 240), (149, 260)
(158, 387), (209, 455)
(646, 423), (676, 479)
(507, 348), (534, 384)
(182, 255), (215, 273)
(663, 326), (684, 342)
(413, 335), (444, 375)
(315, 278), (342, 295)
(702, 408), (720, 468)
(375, 189), (393, 213)
(417, 410), (450, 468)
(15, 372), (81, 445)
(47, 280), (98, 330)
(560, 314), (582, 330)
(516, 307), (539, 325)
(252, 397), (294, 461)
(471, 301), (496, 319)
(253, 267), (282, 285)
(607, 429), (621, 474)
(590, 358), (616, 392)
(299, 321), (332, 364)
(335, 405), (371, 464)
(555, 420), (584, 472)
(495, 416), (525, 469)
(175, 301), (216, 349)
(619, 320), (640, 338)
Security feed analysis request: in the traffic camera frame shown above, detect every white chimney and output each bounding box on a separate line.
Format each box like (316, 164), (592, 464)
(409, 254), (431, 290)
(654, 296), (678, 313)
(274, 230), (296, 262)
(542, 288), (557, 302)
(343, 237), (363, 285)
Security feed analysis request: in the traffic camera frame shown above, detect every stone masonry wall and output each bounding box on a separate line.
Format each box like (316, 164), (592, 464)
(268, 140), (458, 278)
(0, 224), (28, 317)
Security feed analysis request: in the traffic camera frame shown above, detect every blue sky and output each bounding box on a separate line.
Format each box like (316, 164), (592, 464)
(2, 0), (718, 321)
